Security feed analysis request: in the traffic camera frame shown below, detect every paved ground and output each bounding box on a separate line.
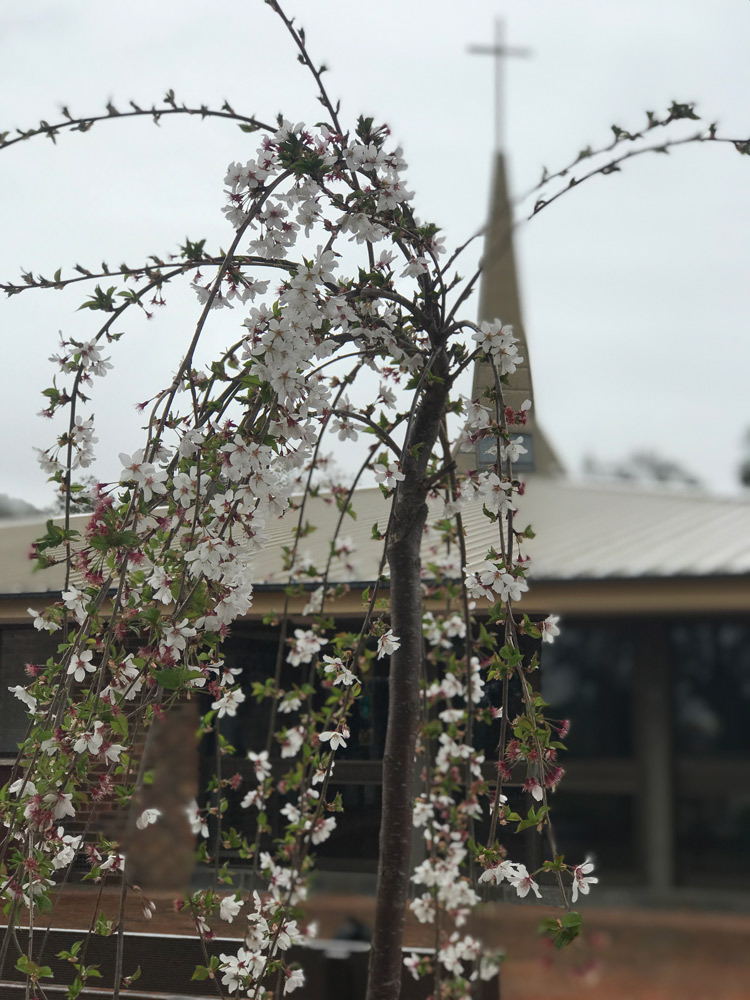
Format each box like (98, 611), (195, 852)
(471, 903), (750, 1000)
(10, 888), (750, 999)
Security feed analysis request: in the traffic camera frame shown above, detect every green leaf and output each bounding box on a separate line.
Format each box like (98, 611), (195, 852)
(558, 911), (583, 948)
(538, 910), (582, 949)
(478, 622), (497, 649)
(179, 237), (206, 261)
(35, 893), (53, 914)
(498, 643), (523, 668)
(78, 284), (118, 312)
(516, 803), (549, 833)
(88, 528), (140, 553)
(668, 101), (699, 122)
(94, 912), (114, 935)
(110, 713), (128, 739)
(15, 954), (52, 978)
(154, 667), (203, 690)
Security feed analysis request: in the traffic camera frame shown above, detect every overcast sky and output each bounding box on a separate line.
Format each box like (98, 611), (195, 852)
(1, 0), (749, 508)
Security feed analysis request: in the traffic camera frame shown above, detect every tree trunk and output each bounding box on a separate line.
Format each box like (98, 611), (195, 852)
(366, 348), (450, 1000)
(366, 520), (426, 1000)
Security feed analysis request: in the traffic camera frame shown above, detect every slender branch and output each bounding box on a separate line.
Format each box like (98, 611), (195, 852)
(1, 254), (294, 298)
(265, 2), (346, 142)
(0, 101), (274, 154)
(526, 130), (742, 220)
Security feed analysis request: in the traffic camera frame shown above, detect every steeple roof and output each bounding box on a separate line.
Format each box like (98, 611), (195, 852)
(456, 152), (563, 477)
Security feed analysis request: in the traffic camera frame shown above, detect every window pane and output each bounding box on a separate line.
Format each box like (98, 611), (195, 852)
(671, 621), (750, 756)
(551, 792), (637, 879)
(314, 784), (381, 870)
(218, 626), (391, 761)
(541, 623), (634, 758)
(676, 794), (750, 887)
(0, 628), (57, 754)
(215, 629), (279, 756)
(472, 786), (549, 876)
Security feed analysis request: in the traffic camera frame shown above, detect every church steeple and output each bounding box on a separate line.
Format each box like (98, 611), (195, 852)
(457, 24), (563, 477)
(468, 20), (531, 155)
(457, 152), (563, 477)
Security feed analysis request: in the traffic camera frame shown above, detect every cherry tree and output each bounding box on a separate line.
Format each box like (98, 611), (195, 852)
(3, 4), (748, 998)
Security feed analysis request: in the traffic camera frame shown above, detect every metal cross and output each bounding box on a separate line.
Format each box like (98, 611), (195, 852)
(468, 20), (532, 152)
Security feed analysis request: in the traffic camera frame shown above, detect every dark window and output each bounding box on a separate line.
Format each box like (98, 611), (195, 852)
(214, 628), (279, 756)
(550, 792), (637, 880)
(472, 785), (548, 875)
(313, 784), (381, 871)
(0, 627), (58, 755)
(337, 673), (388, 762)
(210, 625), (390, 866)
(217, 625), (391, 762)
(675, 793), (750, 887)
(541, 622), (635, 758)
(671, 621), (750, 756)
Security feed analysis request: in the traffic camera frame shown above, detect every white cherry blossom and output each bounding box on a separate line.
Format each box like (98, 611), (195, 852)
(319, 727), (349, 751)
(373, 461), (405, 490)
(219, 894), (243, 923)
(136, 808), (162, 830)
(541, 614), (561, 643)
(8, 685), (37, 713)
(377, 629), (400, 659)
(571, 858), (598, 902)
(284, 968), (305, 995)
(212, 688), (246, 719)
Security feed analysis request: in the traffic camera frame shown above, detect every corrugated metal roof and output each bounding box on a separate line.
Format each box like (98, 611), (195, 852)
(504, 478), (750, 579)
(1, 478), (749, 597)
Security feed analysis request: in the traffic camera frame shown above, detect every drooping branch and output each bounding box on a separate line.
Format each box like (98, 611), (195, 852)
(0, 98), (274, 153)
(1, 253), (295, 298)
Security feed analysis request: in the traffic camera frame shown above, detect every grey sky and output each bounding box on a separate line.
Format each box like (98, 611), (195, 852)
(1, 0), (749, 507)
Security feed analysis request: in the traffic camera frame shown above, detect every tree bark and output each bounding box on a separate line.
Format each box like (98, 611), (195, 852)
(366, 349), (449, 1000)
(367, 522), (426, 1000)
